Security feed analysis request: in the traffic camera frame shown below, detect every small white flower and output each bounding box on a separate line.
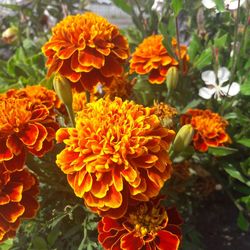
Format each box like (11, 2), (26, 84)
(199, 67), (240, 100)
(202, 0), (245, 10)
(152, 0), (165, 13)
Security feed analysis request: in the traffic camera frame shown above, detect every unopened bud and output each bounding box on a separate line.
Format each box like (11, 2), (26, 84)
(53, 74), (75, 127)
(2, 27), (18, 44)
(166, 67), (179, 92)
(172, 124), (194, 153)
(53, 74), (72, 107)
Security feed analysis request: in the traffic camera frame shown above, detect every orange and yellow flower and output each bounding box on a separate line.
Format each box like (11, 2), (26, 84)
(153, 101), (177, 128)
(42, 12), (130, 92)
(0, 97), (59, 171)
(103, 73), (135, 100)
(56, 97), (175, 218)
(130, 35), (189, 84)
(98, 197), (182, 250)
(72, 88), (99, 112)
(181, 109), (231, 152)
(0, 166), (39, 242)
(5, 85), (63, 115)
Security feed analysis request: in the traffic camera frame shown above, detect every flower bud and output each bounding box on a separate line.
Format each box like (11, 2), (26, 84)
(166, 67), (179, 92)
(2, 27), (18, 44)
(172, 124), (194, 153)
(53, 74), (72, 107)
(53, 74), (75, 126)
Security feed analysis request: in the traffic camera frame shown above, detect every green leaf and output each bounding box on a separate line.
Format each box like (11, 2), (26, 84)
(224, 164), (249, 185)
(208, 146), (238, 156)
(241, 80), (250, 96)
(214, 34), (228, 48)
(171, 0), (183, 16)
(32, 236), (48, 250)
(188, 35), (201, 62)
(237, 211), (249, 231)
(0, 239), (13, 250)
(193, 48), (212, 70)
(182, 99), (201, 113)
(237, 139), (250, 147)
(47, 229), (61, 247)
(214, 0), (225, 11)
(112, 0), (133, 15)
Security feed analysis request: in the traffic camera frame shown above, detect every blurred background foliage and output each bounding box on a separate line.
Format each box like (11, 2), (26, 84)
(0, 0), (249, 249)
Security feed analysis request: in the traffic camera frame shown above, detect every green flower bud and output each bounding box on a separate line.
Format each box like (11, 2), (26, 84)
(53, 74), (72, 107)
(53, 74), (75, 127)
(172, 124), (194, 153)
(166, 67), (179, 92)
(2, 27), (18, 44)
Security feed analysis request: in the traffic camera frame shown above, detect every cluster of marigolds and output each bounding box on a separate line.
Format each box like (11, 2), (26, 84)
(0, 12), (231, 249)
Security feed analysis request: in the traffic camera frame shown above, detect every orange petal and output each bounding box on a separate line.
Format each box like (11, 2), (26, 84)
(18, 124), (39, 146)
(0, 203), (25, 223)
(78, 48), (104, 69)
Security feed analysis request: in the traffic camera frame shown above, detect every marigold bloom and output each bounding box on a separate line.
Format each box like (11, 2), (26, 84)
(103, 73), (135, 100)
(0, 98), (59, 171)
(98, 198), (182, 250)
(181, 109), (231, 152)
(5, 85), (63, 115)
(130, 35), (189, 84)
(153, 101), (177, 128)
(0, 166), (39, 242)
(56, 97), (175, 218)
(42, 12), (130, 91)
(72, 89), (98, 112)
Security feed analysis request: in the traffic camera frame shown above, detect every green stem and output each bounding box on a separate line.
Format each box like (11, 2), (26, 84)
(66, 105), (75, 127)
(175, 17), (183, 74)
(227, 0), (241, 94)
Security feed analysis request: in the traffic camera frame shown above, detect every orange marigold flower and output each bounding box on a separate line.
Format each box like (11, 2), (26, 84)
(98, 197), (183, 250)
(153, 101), (177, 128)
(0, 166), (39, 243)
(103, 73), (136, 100)
(181, 109), (231, 152)
(56, 97), (175, 218)
(72, 88), (99, 112)
(42, 12), (130, 92)
(5, 85), (64, 115)
(0, 98), (59, 171)
(130, 35), (189, 84)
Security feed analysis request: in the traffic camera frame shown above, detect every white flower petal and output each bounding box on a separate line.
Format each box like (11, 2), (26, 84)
(221, 82), (240, 96)
(201, 70), (216, 85)
(218, 67), (230, 85)
(202, 0), (216, 9)
(199, 87), (216, 99)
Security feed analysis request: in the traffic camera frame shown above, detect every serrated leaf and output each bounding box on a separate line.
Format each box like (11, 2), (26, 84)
(112, 0), (133, 15)
(193, 48), (212, 70)
(171, 0), (183, 16)
(237, 139), (250, 148)
(208, 146), (237, 156)
(237, 211), (249, 232)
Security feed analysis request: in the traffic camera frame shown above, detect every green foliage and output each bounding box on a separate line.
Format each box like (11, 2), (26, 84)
(0, 0), (249, 249)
